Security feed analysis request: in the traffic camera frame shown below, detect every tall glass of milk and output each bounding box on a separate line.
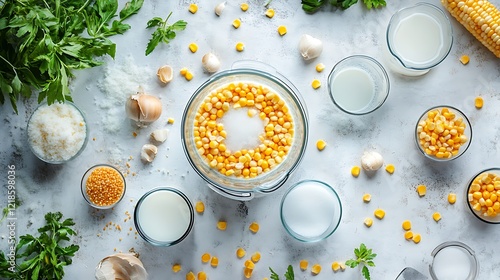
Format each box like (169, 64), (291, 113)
(134, 187), (194, 246)
(385, 3), (453, 76)
(429, 241), (479, 280)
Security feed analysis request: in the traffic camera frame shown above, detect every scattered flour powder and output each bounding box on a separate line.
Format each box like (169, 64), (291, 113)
(28, 103), (87, 163)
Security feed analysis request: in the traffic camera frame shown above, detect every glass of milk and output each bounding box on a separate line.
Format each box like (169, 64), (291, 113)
(385, 3), (453, 76)
(328, 55), (390, 115)
(429, 241), (479, 280)
(134, 187), (194, 246)
(280, 180), (342, 242)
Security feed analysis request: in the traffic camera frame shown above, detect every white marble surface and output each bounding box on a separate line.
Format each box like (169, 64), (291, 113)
(1, 0), (500, 279)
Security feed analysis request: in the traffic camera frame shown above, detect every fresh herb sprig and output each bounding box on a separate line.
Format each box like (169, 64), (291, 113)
(145, 12), (187, 56)
(301, 0), (386, 13)
(270, 265), (294, 280)
(345, 243), (377, 280)
(0, 212), (79, 280)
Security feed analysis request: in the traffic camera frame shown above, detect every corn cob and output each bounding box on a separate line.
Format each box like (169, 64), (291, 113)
(442, 0), (500, 57)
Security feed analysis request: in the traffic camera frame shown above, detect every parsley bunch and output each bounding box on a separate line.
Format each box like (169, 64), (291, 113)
(0, 0), (144, 113)
(302, 0), (386, 13)
(345, 243), (377, 280)
(145, 12), (187, 56)
(269, 265), (294, 280)
(0, 212), (79, 280)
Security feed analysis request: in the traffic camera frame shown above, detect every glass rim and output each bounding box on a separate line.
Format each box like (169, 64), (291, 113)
(429, 241), (479, 280)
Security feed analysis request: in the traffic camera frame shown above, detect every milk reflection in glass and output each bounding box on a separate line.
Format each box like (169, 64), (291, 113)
(331, 67), (375, 112)
(432, 246), (472, 280)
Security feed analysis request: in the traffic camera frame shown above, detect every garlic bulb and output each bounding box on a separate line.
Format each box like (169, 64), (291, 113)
(361, 151), (384, 171)
(151, 128), (169, 143)
(141, 144), (158, 163)
(157, 65), (173, 84)
(299, 34), (323, 60)
(95, 253), (148, 280)
(214, 2), (226, 16)
(125, 93), (162, 124)
(202, 53), (221, 73)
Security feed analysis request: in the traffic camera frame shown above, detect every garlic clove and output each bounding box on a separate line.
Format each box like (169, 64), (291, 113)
(157, 65), (173, 84)
(141, 144), (158, 163)
(299, 34), (323, 60)
(151, 128), (169, 143)
(125, 93), (162, 124)
(214, 2), (226, 16)
(361, 151), (384, 171)
(202, 53), (221, 73)
(96, 253), (148, 280)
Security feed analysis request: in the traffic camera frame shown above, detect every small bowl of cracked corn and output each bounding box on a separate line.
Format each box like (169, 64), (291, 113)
(181, 61), (308, 200)
(415, 105), (472, 161)
(81, 164), (126, 209)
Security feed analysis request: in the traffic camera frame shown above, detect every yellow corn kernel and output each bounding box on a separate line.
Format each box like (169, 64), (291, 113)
(188, 3), (198, 14)
(316, 139), (326, 151)
(277, 25), (287, 36)
(311, 264), (321, 275)
(331, 261), (341, 272)
(404, 231), (413, 240)
(172, 263), (182, 273)
(232, 18), (241, 29)
(265, 8), (275, 18)
(195, 201), (205, 213)
(201, 253), (211, 263)
(236, 248), (246, 258)
(168, 117), (175, 124)
(180, 67), (188, 76)
(251, 252), (261, 263)
(249, 222), (259, 233)
(217, 220), (227, 231)
(198, 271), (207, 280)
(315, 63), (325, 72)
(244, 267), (253, 279)
(188, 43), (198, 53)
(351, 166), (361, 177)
(448, 193), (457, 204)
(402, 220), (411, 231)
(244, 260), (255, 269)
(240, 3), (249, 11)
(210, 256), (219, 268)
(299, 260), (308, 271)
(385, 164), (395, 174)
(475, 96), (484, 109)
(416, 185), (426, 197)
(412, 233), (421, 244)
(364, 217), (373, 227)
(311, 79), (321, 89)
(236, 42), (245, 52)
(185, 71), (194, 81)
(374, 209), (385, 220)
(362, 193), (371, 203)
(432, 212), (441, 222)
(459, 55), (470, 65)
(186, 271), (196, 280)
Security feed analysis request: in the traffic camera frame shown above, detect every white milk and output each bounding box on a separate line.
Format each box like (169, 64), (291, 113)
(393, 13), (443, 64)
(220, 107), (265, 152)
(331, 68), (375, 112)
(432, 246), (472, 280)
(137, 190), (191, 242)
(282, 182), (337, 238)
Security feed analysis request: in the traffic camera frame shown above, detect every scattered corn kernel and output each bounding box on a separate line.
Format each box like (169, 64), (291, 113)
(236, 42), (245, 52)
(412, 233), (421, 244)
(180, 67), (188, 76)
(233, 18), (241, 29)
(185, 71), (194, 81)
(198, 271), (207, 280)
(251, 252), (261, 263)
(351, 166), (361, 177)
(244, 267), (253, 279)
(459, 55), (470, 65)
(265, 8), (275, 18)
(217, 220), (227, 231)
(195, 201), (205, 213)
(433, 212), (442, 222)
(172, 263), (182, 273)
(300, 260), (308, 271)
(244, 260), (255, 269)
(186, 271), (196, 280)
(448, 193), (457, 204)
(331, 261), (341, 272)
(385, 164), (395, 174)
(364, 217), (373, 227)
(249, 222), (260, 233)
(188, 3), (198, 14)
(168, 117), (175, 124)
(240, 3), (249, 11)
(210, 256), (219, 267)
(374, 209), (385, 220)
(404, 231), (413, 240)
(188, 43), (198, 53)
(315, 63), (325, 72)
(236, 247), (246, 258)
(311, 79), (321, 89)
(402, 220), (411, 231)
(417, 185), (426, 197)
(362, 193), (371, 203)
(277, 25), (287, 36)
(201, 253), (211, 263)
(475, 96), (484, 109)
(311, 264), (321, 275)
(316, 139), (326, 151)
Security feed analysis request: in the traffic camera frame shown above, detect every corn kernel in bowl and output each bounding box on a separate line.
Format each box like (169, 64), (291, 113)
(466, 168), (500, 224)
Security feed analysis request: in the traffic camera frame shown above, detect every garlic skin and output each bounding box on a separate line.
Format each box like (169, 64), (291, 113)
(125, 93), (162, 124)
(202, 53), (221, 73)
(214, 2), (226, 16)
(151, 128), (169, 143)
(299, 34), (323, 60)
(361, 151), (384, 171)
(157, 65), (173, 84)
(141, 144), (158, 163)
(95, 253), (148, 280)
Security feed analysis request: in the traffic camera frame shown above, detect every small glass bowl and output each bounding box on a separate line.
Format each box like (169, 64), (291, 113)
(81, 164), (126, 209)
(280, 180), (342, 242)
(415, 106), (472, 161)
(429, 241), (479, 280)
(465, 168), (500, 224)
(134, 187), (194, 246)
(328, 55), (390, 115)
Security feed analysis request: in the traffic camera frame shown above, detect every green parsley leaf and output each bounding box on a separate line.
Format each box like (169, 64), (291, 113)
(270, 267), (280, 280)
(145, 12), (187, 56)
(346, 243), (377, 280)
(120, 0), (144, 20)
(363, 0), (386, 9)
(269, 265), (295, 280)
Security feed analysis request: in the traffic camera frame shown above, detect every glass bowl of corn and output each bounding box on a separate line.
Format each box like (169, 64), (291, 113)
(415, 105), (472, 161)
(81, 164), (126, 209)
(465, 168), (500, 224)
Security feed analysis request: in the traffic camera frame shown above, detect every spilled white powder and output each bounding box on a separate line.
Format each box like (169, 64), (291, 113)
(27, 103), (86, 163)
